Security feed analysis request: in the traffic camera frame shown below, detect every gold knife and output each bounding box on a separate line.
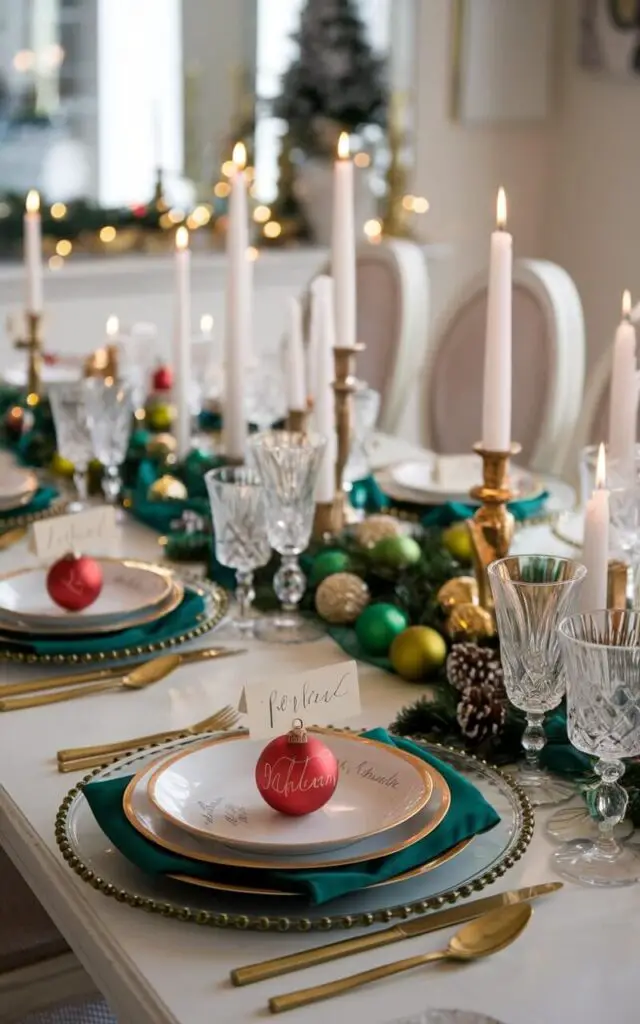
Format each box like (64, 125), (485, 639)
(230, 882), (562, 987)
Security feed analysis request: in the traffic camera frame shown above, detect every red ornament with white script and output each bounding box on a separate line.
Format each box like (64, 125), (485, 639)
(255, 720), (339, 816)
(46, 553), (103, 612)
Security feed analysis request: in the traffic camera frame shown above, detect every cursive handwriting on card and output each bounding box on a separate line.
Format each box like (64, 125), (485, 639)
(29, 506), (118, 559)
(240, 660), (361, 739)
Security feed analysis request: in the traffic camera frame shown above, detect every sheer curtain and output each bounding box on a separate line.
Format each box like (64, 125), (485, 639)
(254, 0), (390, 201)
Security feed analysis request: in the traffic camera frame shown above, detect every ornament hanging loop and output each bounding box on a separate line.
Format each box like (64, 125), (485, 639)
(288, 718), (308, 743)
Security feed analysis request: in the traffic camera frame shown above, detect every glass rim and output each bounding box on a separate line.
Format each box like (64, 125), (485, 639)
(247, 428), (326, 450)
(205, 466), (263, 487)
(487, 554), (587, 587)
(558, 610), (640, 650)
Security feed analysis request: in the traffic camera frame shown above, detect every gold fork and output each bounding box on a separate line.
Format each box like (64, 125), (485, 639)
(57, 704), (240, 766)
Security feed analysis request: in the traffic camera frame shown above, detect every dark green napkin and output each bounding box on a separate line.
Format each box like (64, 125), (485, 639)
(128, 460), (211, 534)
(83, 728), (500, 906)
(350, 475), (548, 525)
(0, 486), (58, 522)
(3, 588), (206, 656)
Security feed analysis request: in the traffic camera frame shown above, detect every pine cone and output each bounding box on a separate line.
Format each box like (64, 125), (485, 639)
(446, 642), (504, 695)
(457, 683), (506, 745)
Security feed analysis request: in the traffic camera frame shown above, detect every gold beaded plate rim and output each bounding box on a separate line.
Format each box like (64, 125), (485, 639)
(54, 734), (534, 933)
(0, 580), (228, 665)
(0, 495), (67, 531)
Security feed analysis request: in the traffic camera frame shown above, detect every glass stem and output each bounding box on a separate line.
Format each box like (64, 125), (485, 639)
(521, 711), (547, 782)
(593, 759), (627, 858)
(235, 569), (255, 622)
(73, 466), (88, 504)
(273, 554), (306, 612)
(102, 465), (121, 505)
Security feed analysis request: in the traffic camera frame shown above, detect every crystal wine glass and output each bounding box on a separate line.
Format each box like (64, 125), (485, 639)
(344, 384), (381, 483)
(83, 377), (134, 514)
(48, 381), (93, 512)
(553, 610), (640, 886)
(205, 466), (272, 631)
(609, 484), (640, 606)
(245, 356), (287, 431)
(248, 429), (326, 643)
(488, 555), (587, 805)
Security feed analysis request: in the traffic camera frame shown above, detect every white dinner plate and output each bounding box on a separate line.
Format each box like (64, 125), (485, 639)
(147, 731), (434, 855)
(0, 559), (174, 627)
(124, 743), (451, 871)
(552, 509), (584, 549)
(0, 579), (184, 636)
(0, 466), (38, 507)
(390, 455), (542, 504)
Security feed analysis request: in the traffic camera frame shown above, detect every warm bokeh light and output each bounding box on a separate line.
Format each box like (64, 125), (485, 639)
(50, 202), (67, 219)
(596, 442), (607, 489)
(167, 208), (185, 224)
(337, 132), (350, 160)
(200, 314), (214, 334)
(214, 181), (231, 198)
(623, 289), (632, 318)
(106, 315), (119, 337)
(55, 239), (72, 257)
(363, 218), (382, 241)
(413, 196), (430, 214)
(25, 392), (39, 407)
(354, 151), (371, 168)
(13, 50), (34, 72)
(26, 190), (40, 214)
(232, 141), (247, 170)
(402, 194), (414, 211)
(175, 225), (189, 250)
(263, 221), (282, 239)
(159, 212), (172, 229)
(189, 204), (211, 227)
(247, 246), (260, 262)
(221, 160), (235, 178)
(253, 205), (271, 223)
(48, 255), (64, 271)
(99, 225), (116, 243)
(496, 187), (507, 230)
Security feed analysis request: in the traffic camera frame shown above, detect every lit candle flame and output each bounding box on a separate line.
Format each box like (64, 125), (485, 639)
(623, 289), (632, 318)
(496, 187), (507, 230)
(175, 225), (189, 250)
(200, 313), (213, 333)
(232, 141), (246, 170)
(106, 315), (119, 338)
(337, 132), (350, 160)
(26, 189), (40, 214)
(596, 442), (607, 489)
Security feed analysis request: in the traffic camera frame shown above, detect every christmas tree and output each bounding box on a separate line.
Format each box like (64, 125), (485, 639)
(275, 0), (388, 156)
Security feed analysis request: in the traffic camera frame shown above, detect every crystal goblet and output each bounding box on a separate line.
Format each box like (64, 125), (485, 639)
(48, 381), (93, 512)
(83, 377), (135, 516)
(488, 555), (587, 805)
(205, 467), (271, 631)
(553, 611), (640, 886)
(248, 429), (326, 644)
(245, 356), (287, 432)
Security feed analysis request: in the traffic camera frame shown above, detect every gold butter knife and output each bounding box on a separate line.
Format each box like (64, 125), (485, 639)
(230, 882), (562, 987)
(0, 526), (27, 550)
(1, 646), (243, 699)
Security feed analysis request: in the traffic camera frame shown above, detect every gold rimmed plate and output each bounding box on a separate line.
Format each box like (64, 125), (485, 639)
(124, 739), (450, 871)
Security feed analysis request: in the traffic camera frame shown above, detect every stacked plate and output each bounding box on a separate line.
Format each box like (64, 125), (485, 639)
(0, 559), (182, 637)
(0, 464), (39, 513)
(375, 454), (544, 507)
(120, 730), (469, 896)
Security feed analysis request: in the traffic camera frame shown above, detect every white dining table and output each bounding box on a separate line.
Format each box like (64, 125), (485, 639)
(1, 442), (637, 1024)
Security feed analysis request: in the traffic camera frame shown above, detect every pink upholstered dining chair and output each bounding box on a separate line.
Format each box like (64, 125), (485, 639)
(422, 259), (585, 474)
(303, 238), (429, 434)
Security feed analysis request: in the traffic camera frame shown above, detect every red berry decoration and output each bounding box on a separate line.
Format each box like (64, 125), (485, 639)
(46, 553), (104, 612)
(152, 364), (174, 391)
(255, 720), (339, 816)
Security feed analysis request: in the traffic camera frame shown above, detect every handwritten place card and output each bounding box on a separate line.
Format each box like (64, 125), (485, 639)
(29, 506), (118, 560)
(238, 660), (361, 739)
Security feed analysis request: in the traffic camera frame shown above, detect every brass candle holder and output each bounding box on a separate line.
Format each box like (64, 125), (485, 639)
(607, 559), (629, 610)
(13, 311), (44, 398)
(332, 344), (364, 529)
(287, 408), (307, 434)
(312, 499), (340, 541)
(467, 442), (521, 610)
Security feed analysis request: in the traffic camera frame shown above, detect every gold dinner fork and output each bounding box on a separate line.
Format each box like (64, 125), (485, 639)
(57, 704), (240, 770)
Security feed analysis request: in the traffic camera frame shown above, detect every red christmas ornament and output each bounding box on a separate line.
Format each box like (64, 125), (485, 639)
(46, 553), (104, 612)
(255, 720), (339, 816)
(152, 364), (174, 391)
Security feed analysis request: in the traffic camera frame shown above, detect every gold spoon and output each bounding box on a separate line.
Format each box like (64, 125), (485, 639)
(0, 648), (245, 711)
(268, 903), (532, 1014)
(0, 527), (27, 550)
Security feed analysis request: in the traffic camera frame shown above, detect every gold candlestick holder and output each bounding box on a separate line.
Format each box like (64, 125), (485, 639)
(607, 559), (628, 610)
(287, 408), (307, 433)
(313, 500), (340, 541)
(467, 442), (521, 611)
(13, 311), (44, 398)
(332, 344), (364, 529)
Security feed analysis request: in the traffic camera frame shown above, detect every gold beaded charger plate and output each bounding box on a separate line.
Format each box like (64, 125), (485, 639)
(127, 737), (449, 870)
(0, 494), (67, 532)
(55, 734), (533, 933)
(0, 579), (227, 666)
(146, 730), (435, 855)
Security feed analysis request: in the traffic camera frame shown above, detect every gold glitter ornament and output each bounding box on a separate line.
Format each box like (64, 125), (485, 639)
(437, 576), (479, 612)
(354, 514), (401, 549)
(146, 432), (178, 459)
(315, 572), (371, 625)
(446, 603), (495, 642)
(147, 475), (188, 501)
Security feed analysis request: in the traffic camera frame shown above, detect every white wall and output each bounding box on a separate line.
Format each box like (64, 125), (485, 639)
(412, 0), (552, 327)
(547, 0), (640, 369)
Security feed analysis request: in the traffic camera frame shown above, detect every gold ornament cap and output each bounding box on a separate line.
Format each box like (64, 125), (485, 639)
(437, 576), (479, 611)
(147, 474), (188, 502)
(287, 719), (308, 743)
(446, 602), (495, 642)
